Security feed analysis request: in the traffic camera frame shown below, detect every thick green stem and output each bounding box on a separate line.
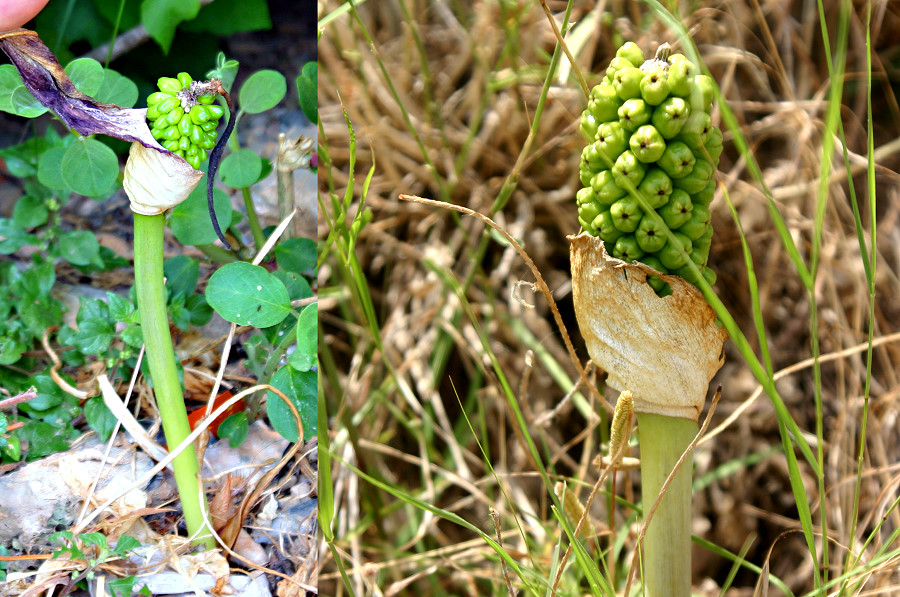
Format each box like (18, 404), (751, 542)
(637, 412), (696, 597)
(134, 213), (215, 550)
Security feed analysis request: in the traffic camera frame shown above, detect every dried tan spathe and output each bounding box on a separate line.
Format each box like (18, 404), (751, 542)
(570, 232), (727, 420)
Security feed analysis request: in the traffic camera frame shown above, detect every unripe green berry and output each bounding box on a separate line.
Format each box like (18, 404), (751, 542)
(617, 98), (651, 132)
(147, 91), (172, 106)
(605, 56), (635, 82)
(616, 41), (645, 68)
(629, 124), (666, 163)
(198, 94), (215, 105)
(594, 121), (628, 165)
(658, 188), (693, 229)
(637, 168), (673, 209)
(657, 141), (696, 179)
(694, 179), (716, 207)
(673, 158), (714, 194)
(613, 234), (645, 261)
(609, 195), (642, 233)
(587, 82), (621, 124)
(590, 170), (627, 205)
(678, 203), (711, 240)
(155, 96), (178, 115)
(157, 77), (182, 95)
(596, 210), (625, 243)
(635, 215), (667, 253)
(612, 67), (644, 101)
(651, 96), (691, 139)
(692, 74), (716, 112)
(666, 58), (697, 97)
(611, 150), (646, 189)
(177, 71), (193, 89)
(639, 66), (670, 105)
(658, 232), (692, 270)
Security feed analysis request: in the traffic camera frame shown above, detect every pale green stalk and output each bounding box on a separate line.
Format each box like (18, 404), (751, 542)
(134, 213), (214, 550)
(637, 412), (696, 597)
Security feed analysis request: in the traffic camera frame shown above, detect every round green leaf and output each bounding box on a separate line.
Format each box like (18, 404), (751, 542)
(65, 58), (105, 97)
(205, 262), (291, 327)
(238, 70), (287, 114)
(164, 255), (200, 298)
(216, 412), (249, 448)
(288, 304), (316, 373)
(58, 230), (101, 267)
(274, 238), (316, 273)
(266, 366), (316, 442)
(296, 62), (317, 123)
(0, 64), (21, 113)
(95, 68), (139, 107)
(84, 396), (116, 441)
(10, 86), (47, 118)
(61, 138), (119, 197)
(169, 180), (233, 246)
(13, 195), (48, 229)
(219, 149), (262, 188)
(37, 146), (69, 191)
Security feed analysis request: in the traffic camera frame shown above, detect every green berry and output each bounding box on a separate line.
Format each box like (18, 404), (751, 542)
(587, 82), (621, 124)
(177, 72), (193, 90)
(198, 94), (215, 105)
(609, 195), (642, 233)
(605, 56), (635, 82)
(617, 98), (651, 132)
(637, 168), (673, 209)
(594, 121), (628, 166)
(629, 124), (666, 163)
(147, 91), (172, 106)
(155, 96), (178, 115)
(651, 96), (691, 139)
(616, 41), (645, 67)
(667, 59), (697, 97)
(692, 74), (716, 111)
(639, 66), (670, 105)
(613, 234), (645, 261)
(657, 141), (696, 179)
(658, 232), (692, 270)
(635, 215), (667, 253)
(157, 77), (182, 95)
(590, 170), (627, 205)
(199, 120), (218, 132)
(678, 203), (711, 240)
(596, 210), (625, 243)
(611, 150), (646, 189)
(658, 188), (693, 229)
(612, 67), (644, 101)
(673, 158), (714, 194)
(190, 105), (212, 125)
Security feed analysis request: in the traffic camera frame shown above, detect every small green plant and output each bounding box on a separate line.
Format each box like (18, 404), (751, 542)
(571, 40), (729, 597)
(49, 531), (149, 597)
(0, 25), (316, 550)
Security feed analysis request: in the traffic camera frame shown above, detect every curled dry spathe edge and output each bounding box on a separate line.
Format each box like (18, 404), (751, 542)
(0, 29), (202, 214)
(569, 232), (728, 421)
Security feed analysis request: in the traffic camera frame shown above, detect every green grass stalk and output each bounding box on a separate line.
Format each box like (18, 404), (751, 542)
(133, 213), (214, 550)
(637, 412), (696, 597)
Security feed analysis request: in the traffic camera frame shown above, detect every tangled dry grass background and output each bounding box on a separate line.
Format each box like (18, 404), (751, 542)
(319, 0), (900, 594)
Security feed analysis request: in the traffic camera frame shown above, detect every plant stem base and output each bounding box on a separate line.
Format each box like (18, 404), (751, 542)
(637, 412), (696, 597)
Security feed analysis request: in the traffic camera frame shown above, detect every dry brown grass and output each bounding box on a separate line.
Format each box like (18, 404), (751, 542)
(319, 1), (900, 594)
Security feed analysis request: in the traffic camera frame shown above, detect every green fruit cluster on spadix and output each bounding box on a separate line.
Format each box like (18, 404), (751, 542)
(578, 41), (722, 291)
(146, 72), (225, 170)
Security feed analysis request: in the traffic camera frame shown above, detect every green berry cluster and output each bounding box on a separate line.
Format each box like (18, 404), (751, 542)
(146, 72), (225, 170)
(577, 42), (721, 291)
